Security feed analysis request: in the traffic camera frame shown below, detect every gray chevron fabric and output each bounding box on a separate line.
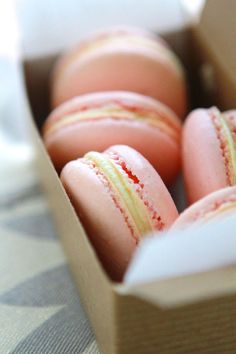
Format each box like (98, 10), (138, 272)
(0, 180), (99, 353)
(0, 23), (99, 350)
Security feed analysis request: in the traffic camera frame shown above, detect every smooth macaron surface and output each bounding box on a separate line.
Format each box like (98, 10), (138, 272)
(182, 107), (236, 204)
(61, 145), (178, 280)
(43, 91), (182, 184)
(171, 186), (236, 230)
(51, 27), (187, 118)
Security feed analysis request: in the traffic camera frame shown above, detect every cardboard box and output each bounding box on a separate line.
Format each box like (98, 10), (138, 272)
(21, 1), (236, 352)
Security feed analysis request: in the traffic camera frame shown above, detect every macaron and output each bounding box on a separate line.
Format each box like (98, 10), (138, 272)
(171, 186), (236, 230)
(51, 26), (187, 118)
(61, 145), (178, 280)
(43, 91), (182, 184)
(183, 107), (236, 204)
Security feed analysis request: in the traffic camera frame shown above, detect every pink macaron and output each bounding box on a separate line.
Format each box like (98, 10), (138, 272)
(61, 145), (178, 280)
(51, 26), (187, 118)
(171, 186), (236, 230)
(43, 91), (182, 184)
(183, 107), (236, 204)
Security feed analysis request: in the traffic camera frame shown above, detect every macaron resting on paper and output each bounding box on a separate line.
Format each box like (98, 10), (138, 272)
(43, 91), (182, 184)
(171, 186), (236, 230)
(183, 107), (236, 204)
(51, 26), (187, 117)
(61, 145), (178, 280)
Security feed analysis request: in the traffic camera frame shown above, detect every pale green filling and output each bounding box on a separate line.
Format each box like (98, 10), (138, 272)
(219, 113), (236, 184)
(203, 201), (236, 221)
(79, 34), (184, 76)
(84, 151), (153, 237)
(46, 106), (176, 139)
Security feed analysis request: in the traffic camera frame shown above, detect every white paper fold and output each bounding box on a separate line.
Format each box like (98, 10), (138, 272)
(16, 0), (187, 58)
(124, 214), (236, 284)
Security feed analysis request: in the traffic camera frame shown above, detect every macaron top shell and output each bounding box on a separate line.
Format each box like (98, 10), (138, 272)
(171, 186), (236, 230)
(61, 145), (178, 280)
(51, 26), (187, 117)
(183, 107), (236, 204)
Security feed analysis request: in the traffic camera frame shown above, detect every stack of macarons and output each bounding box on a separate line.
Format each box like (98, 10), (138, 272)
(42, 26), (236, 281)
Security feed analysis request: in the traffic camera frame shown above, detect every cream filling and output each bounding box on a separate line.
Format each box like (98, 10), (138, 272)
(203, 201), (236, 222)
(67, 33), (183, 76)
(46, 106), (177, 139)
(218, 111), (236, 184)
(84, 151), (153, 238)
(81, 34), (171, 58)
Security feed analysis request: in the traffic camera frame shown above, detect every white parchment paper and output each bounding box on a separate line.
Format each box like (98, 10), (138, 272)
(125, 214), (236, 284)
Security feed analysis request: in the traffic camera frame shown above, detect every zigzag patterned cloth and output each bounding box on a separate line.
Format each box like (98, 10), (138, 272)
(0, 176), (99, 353)
(0, 11), (99, 347)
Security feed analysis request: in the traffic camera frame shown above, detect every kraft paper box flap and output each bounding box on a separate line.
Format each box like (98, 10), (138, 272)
(197, 0), (236, 79)
(192, 0), (236, 108)
(118, 265), (236, 308)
